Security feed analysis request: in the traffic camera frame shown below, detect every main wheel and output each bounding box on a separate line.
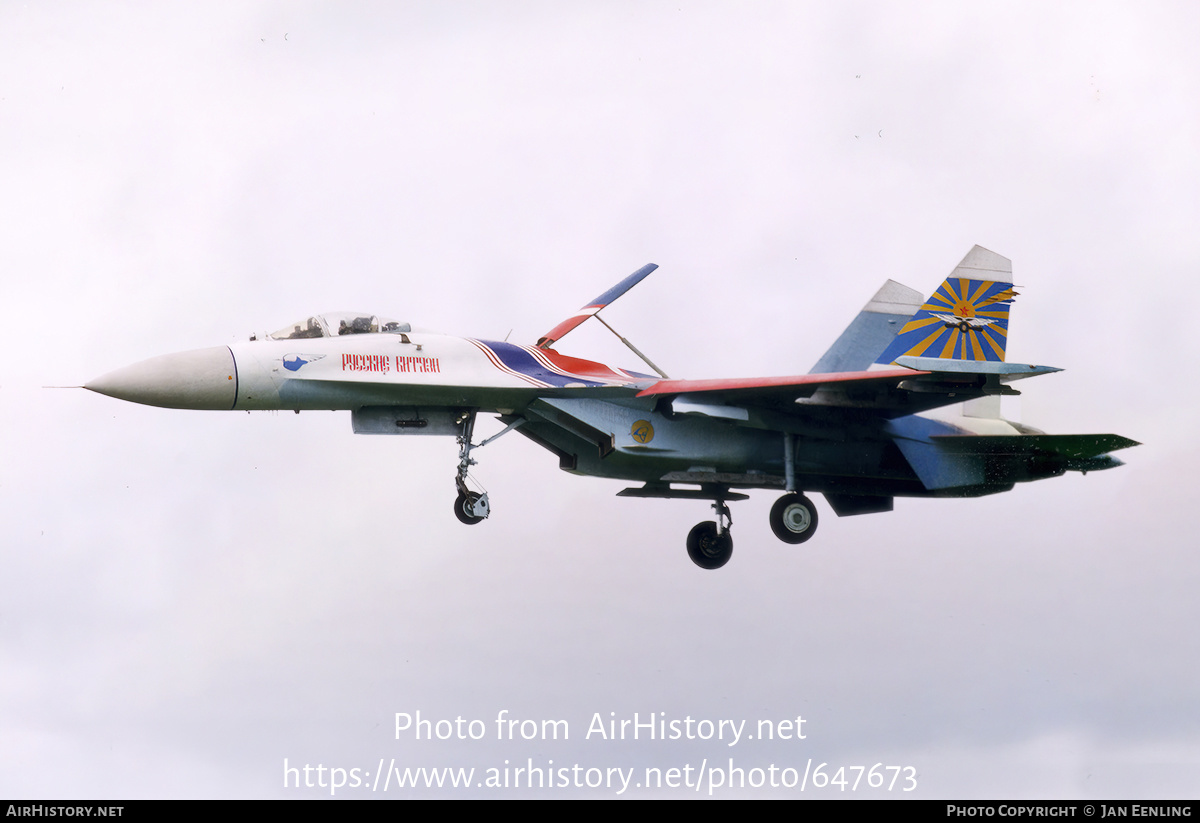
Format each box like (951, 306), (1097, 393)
(686, 521), (733, 570)
(454, 491), (487, 525)
(770, 493), (818, 543)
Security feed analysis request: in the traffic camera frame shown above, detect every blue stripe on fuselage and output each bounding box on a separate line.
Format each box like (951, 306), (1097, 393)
(476, 340), (608, 387)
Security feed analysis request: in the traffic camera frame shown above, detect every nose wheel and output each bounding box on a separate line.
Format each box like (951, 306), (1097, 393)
(454, 490), (489, 524)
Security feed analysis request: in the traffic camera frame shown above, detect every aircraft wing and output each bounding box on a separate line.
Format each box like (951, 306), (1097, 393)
(637, 363), (1068, 418)
(636, 349), (1074, 420)
(636, 369), (922, 400)
(635, 368), (954, 418)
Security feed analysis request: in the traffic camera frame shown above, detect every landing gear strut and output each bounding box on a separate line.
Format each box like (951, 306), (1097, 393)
(453, 411), (489, 524)
(451, 413), (526, 525)
(770, 433), (819, 544)
(687, 498), (734, 570)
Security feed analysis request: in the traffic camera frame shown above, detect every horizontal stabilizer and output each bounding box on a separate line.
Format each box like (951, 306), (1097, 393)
(930, 433), (1140, 460)
(896, 356), (1061, 380)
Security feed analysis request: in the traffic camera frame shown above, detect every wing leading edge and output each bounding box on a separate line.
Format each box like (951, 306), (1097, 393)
(636, 369), (924, 401)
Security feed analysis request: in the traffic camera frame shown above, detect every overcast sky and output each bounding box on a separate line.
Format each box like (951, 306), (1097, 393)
(2, 1), (1197, 798)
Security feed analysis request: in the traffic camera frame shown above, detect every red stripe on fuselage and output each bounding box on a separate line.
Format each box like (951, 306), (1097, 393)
(522, 346), (635, 385)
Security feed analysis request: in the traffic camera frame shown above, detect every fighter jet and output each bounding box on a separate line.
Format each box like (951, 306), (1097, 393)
(85, 246), (1138, 569)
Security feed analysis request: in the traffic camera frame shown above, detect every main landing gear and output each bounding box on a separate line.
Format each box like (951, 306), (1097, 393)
(683, 433), (821, 569)
(684, 492), (819, 570)
(769, 434), (818, 544)
(687, 500), (734, 570)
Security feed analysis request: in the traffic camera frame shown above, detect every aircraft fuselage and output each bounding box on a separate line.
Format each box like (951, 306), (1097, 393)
(84, 250), (1137, 569)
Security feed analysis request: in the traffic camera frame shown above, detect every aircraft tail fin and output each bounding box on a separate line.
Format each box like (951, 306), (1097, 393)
(809, 279), (924, 373)
(875, 245), (1017, 366)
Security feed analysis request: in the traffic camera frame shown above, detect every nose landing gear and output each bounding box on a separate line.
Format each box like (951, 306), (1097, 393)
(451, 412), (525, 525)
(453, 411), (489, 525)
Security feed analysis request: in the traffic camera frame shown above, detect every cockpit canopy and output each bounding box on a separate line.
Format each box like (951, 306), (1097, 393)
(269, 312), (411, 340)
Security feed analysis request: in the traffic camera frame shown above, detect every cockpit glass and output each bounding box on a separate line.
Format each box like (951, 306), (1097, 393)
(333, 314), (377, 335)
(269, 316), (325, 340)
(268, 313), (411, 340)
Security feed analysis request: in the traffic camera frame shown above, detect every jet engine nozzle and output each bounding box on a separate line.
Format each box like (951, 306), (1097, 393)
(85, 346), (238, 410)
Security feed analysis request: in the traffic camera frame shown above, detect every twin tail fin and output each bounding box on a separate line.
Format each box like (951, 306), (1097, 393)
(874, 245), (1017, 366)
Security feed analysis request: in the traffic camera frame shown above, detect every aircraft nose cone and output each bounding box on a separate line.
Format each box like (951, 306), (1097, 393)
(85, 346), (237, 410)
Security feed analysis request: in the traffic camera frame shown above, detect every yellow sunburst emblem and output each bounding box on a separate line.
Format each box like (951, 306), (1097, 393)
(631, 420), (654, 444)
